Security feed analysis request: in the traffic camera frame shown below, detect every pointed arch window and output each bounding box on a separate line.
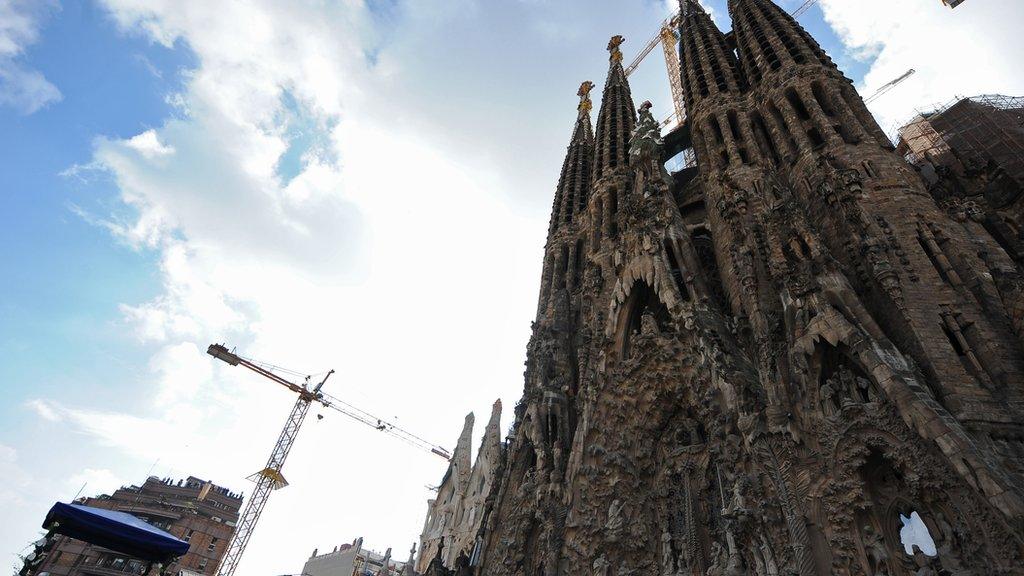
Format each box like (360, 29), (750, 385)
(617, 279), (671, 359)
(664, 240), (691, 301)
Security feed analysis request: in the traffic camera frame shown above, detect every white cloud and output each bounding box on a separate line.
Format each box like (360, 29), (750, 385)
(124, 129), (176, 159)
(819, 0), (1024, 134)
(26, 398), (61, 422)
(0, 0), (61, 113)
(67, 468), (124, 499)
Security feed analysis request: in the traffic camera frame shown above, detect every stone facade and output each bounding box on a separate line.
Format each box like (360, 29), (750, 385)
(468, 1), (1024, 575)
(416, 401), (503, 572)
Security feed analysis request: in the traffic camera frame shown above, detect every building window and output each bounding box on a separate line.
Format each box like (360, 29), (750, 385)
(198, 559), (209, 573)
(207, 537), (219, 553)
(184, 529), (194, 543)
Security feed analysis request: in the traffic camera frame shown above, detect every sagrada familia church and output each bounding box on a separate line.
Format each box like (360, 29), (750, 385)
(415, 1), (1024, 574)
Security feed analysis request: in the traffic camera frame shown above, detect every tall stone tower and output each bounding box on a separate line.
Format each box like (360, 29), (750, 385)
(472, 1), (1024, 574)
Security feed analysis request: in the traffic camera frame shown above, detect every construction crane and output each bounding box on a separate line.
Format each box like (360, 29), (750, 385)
(625, 0), (822, 128)
(791, 0), (820, 19)
(624, 13), (686, 127)
(865, 69), (916, 104)
(206, 344), (451, 576)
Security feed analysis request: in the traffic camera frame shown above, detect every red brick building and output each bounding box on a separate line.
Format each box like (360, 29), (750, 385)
(33, 476), (241, 576)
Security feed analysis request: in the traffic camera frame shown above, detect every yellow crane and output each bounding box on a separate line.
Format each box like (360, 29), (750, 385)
(206, 344), (451, 576)
(625, 0), (822, 128)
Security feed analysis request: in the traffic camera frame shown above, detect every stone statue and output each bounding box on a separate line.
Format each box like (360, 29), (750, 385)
(577, 80), (595, 115)
(593, 556), (611, 576)
(820, 378), (840, 416)
(661, 531), (676, 575)
(909, 545), (941, 576)
(629, 100), (666, 197)
(640, 309), (660, 337)
(861, 524), (889, 575)
(855, 376), (874, 402)
(606, 499), (626, 533)
(758, 534), (779, 576)
(607, 35), (625, 60)
(706, 541), (727, 576)
(578, 81), (595, 99)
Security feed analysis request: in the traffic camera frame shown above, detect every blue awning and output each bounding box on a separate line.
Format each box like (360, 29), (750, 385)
(43, 503), (190, 563)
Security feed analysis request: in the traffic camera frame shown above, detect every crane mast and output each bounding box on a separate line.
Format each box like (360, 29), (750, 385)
(216, 394), (314, 576)
(660, 23), (686, 126)
(206, 343), (449, 576)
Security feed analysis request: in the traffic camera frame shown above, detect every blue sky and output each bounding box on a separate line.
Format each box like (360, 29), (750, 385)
(1, 0), (1021, 574)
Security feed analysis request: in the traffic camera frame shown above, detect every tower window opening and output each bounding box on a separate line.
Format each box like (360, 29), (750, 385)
(807, 127), (826, 148)
(691, 228), (730, 315)
(727, 111), (743, 142)
(593, 199), (603, 247)
(812, 82), (837, 117)
(786, 88), (812, 121)
(943, 322), (966, 356)
(917, 234), (951, 285)
(839, 85), (879, 138)
(546, 412), (559, 444)
(736, 31), (762, 84)
(609, 190), (619, 238)
(750, 0), (805, 65)
(709, 116), (726, 145)
(767, 102), (798, 159)
(706, 37), (730, 93)
(558, 245), (570, 288)
(577, 157), (590, 212)
(751, 111), (781, 165)
(863, 160), (877, 178)
(608, 93), (619, 168)
(834, 124), (857, 145)
(572, 239), (585, 288)
(687, 35), (709, 97)
(664, 240), (691, 301)
(541, 254), (554, 306)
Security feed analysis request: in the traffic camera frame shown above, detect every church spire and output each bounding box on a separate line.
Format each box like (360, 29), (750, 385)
(593, 35), (637, 181)
(728, 0), (835, 84)
(679, 0), (744, 112)
(728, 0), (889, 147)
(549, 82), (595, 236)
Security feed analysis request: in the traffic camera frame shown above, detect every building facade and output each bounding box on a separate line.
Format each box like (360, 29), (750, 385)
(32, 476), (240, 576)
(465, 1), (1024, 575)
(896, 95), (1024, 267)
(302, 538), (410, 576)
(415, 401), (502, 573)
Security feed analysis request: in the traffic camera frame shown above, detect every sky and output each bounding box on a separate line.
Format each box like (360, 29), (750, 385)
(1, 0), (1021, 574)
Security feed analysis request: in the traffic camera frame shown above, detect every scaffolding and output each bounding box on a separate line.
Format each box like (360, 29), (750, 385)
(896, 94), (1024, 188)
